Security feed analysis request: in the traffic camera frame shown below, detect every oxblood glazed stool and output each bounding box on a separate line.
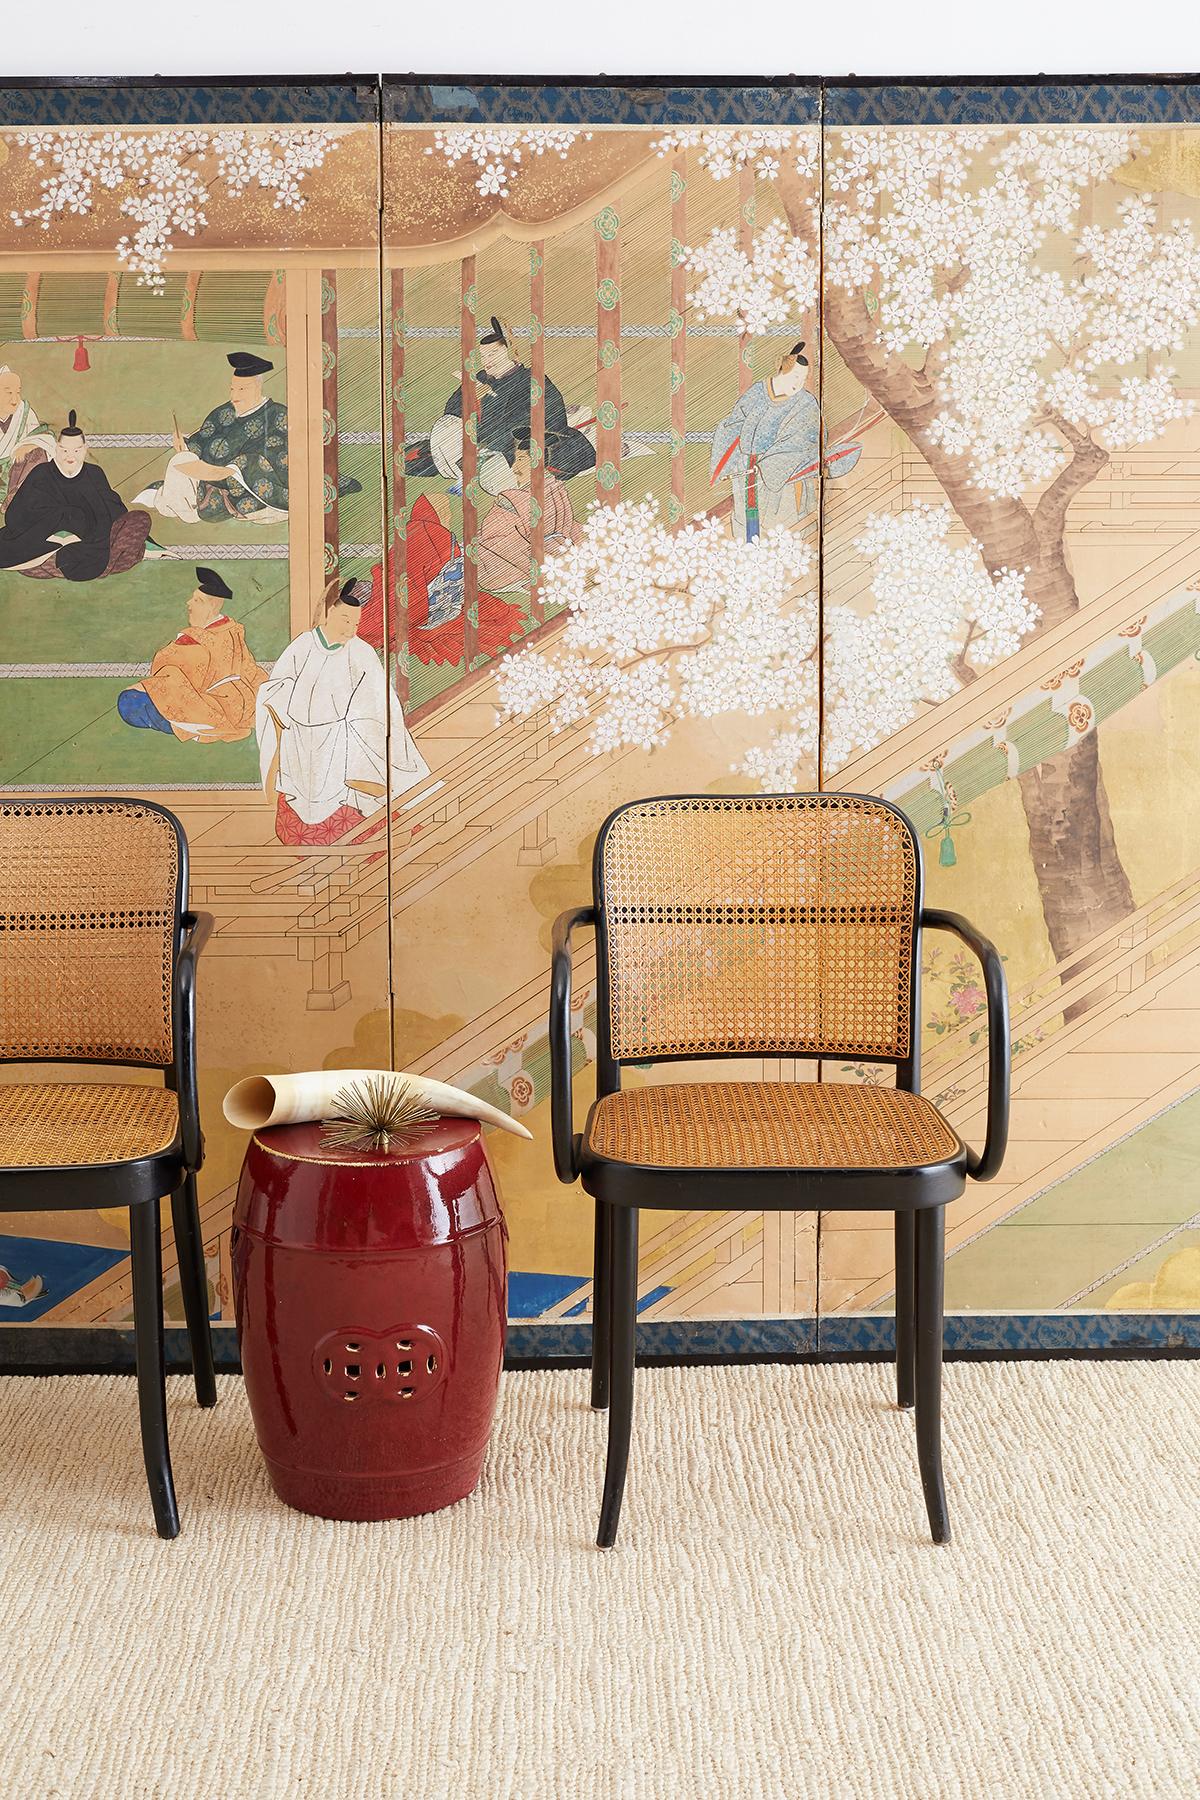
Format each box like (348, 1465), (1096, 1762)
(232, 1117), (507, 1521)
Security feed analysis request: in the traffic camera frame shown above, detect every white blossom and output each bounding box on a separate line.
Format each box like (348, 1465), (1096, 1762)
(10, 126), (340, 287)
(824, 502), (1039, 769)
(679, 125), (1199, 497)
(424, 126), (591, 197)
(501, 127), (1196, 790)
(494, 497), (818, 773)
(651, 126), (812, 184)
(742, 731), (813, 790)
(685, 218), (818, 334)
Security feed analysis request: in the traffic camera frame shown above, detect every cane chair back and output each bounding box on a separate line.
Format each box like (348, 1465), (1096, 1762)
(595, 793), (921, 1065)
(0, 797), (184, 1068)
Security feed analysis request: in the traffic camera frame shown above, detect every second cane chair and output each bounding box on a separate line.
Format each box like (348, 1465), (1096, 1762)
(0, 797), (217, 1538)
(550, 792), (1010, 1548)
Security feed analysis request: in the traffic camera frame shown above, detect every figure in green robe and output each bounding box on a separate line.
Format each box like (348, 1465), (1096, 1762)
(134, 350), (359, 525)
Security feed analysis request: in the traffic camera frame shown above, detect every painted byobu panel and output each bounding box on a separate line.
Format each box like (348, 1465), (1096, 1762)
(0, 85), (392, 1325)
(2, 80), (1197, 1347)
(382, 86), (824, 1330)
(816, 91), (1200, 1322)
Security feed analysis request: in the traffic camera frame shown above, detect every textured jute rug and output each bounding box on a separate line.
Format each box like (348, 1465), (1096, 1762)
(2, 1360), (1198, 1798)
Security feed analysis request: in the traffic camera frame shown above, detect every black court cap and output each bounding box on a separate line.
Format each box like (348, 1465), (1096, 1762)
(227, 351), (273, 377)
(337, 576), (368, 607)
(196, 566), (233, 600)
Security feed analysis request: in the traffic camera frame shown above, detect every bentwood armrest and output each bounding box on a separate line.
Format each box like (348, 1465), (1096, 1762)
(921, 907), (1010, 1181)
(175, 909), (214, 1172)
(550, 905), (597, 1184)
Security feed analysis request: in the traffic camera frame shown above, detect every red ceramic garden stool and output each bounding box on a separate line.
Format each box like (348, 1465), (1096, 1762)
(232, 1117), (507, 1521)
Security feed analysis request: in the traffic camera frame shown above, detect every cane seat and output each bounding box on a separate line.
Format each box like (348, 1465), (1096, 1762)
(587, 1079), (959, 1169)
(0, 1083), (180, 1170)
(582, 1079), (965, 1209)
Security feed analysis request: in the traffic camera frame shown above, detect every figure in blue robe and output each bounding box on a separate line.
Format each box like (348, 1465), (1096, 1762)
(710, 342), (821, 541)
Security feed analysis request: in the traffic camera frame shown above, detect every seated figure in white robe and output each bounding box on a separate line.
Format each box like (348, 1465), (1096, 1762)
(257, 576), (429, 847)
(709, 341), (821, 540)
(0, 366), (56, 513)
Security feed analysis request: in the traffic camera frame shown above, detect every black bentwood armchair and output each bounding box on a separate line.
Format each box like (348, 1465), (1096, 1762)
(0, 798), (218, 1538)
(549, 793), (1010, 1549)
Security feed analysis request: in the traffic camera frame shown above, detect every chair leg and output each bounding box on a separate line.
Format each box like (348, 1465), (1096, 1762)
(130, 1197), (180, 1541)
(913, 1204), (950, 1545)
(596, 1206), (638, 1549)
(590, 1199), (613, 1411)
(170, 1174), (218, 1408)
(894, 1210), (916, 1411)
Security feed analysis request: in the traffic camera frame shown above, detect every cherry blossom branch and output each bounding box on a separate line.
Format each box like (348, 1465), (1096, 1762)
(824, 503), (1038, 771)
(1042, 406), (1096, 452)
(1033, 426), (1109, 547)
(425, 127), (592, 199)
(919, 268), (970, 381)
(9, 126), (341, 288)
(495, 498), (818, 773)
(949, 619), (982, 686)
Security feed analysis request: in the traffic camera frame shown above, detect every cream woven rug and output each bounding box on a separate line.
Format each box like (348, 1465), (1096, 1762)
(2, 1361), (1198, 1798)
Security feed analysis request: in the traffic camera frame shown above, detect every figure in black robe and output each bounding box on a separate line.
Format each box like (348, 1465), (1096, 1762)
(0, 412), (146, 582)
(406, 317), (595, 485)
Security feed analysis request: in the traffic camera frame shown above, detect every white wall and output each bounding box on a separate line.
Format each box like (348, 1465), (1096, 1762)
(1, 0), (1191, 84)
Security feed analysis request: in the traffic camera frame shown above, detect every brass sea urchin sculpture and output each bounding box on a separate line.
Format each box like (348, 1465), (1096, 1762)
(320, 1075), (438, 1154)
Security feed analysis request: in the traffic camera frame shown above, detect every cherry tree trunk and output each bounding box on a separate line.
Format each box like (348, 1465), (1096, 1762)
(819, 280), (1135, 983)
(1016, 539), (1135, 987)
(1018, 732), (1132, 970)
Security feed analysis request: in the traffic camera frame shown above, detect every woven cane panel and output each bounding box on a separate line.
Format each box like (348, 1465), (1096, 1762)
(599, 796), (918, 1061)
(0, 1083), (179, 1168)
(586, 1082), (958, 1171)
(0, 801), (179, 1065)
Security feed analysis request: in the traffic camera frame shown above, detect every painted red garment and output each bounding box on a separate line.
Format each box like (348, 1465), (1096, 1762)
(356, 497), (524, 669)
(355, 562), (389, 653)
(274, 792), (365, 847)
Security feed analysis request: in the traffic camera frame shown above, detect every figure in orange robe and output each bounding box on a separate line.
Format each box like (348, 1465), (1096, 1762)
(117, 566), (267, 743)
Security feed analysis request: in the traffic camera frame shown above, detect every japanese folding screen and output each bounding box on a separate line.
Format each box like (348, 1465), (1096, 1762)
(1, 79), (1198, 1357)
